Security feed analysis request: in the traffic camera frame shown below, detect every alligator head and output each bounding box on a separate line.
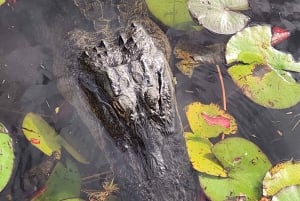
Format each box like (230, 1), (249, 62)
(75, 22), (198, 200)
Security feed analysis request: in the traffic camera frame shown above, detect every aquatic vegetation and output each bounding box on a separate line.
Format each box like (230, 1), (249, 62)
(22, 113), (89, 164)
(199, 137), (271, 201)
(271, 185), (300, 201)
(0, 122), (14, 192)
(31, 160), (81, 201)
(187, 0), (250, 34)
(185, 102), (237, 138)
(185, 132), (227, 177)
(83, 179), (119, 201)
(226, 25), (300, 109)
(145, 0), (201, 30)
(263, 161), (300, 196)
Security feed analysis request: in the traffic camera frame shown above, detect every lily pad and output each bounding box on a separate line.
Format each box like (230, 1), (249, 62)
(22, 113), (89, 164)
(187, 0), (249, 34)
(272, 185), (300, 201)
(226, 25), (300, 108)
(226, 25), (300, 73)
(145, 0), (201, 30)
(22, 113), (61, 157)
(31, 160), (81, 201)
(185, 102), (237, 138)
(263, 160), (300, 196)
(0, 0), (5, 6)
(0, 123), (14, 192)
(185, 132), (227, 177)
(200, 137), (272, 201)
(228, 63), (300, 109)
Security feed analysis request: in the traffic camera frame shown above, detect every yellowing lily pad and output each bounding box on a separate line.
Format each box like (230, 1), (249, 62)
(22, 113), (89, 164)
(272, 185), (300, 201)
(31, 160), (81, 201)
(0, 0), (5, 6)
(185, 132), (227, 177)
(200, 137), (272, 201)
(185, 102), (237, 138)
(145, 0), (201, 30)
(22, 113), (61, 157)
(188, 0), (249, 34)
(0, 123), (14, 192)
(263, 160), (300, 196)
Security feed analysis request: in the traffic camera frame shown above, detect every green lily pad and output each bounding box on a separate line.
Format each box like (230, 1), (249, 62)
(187, 0), (249, 34)
(22, 113), (89, 164)
(145, 0), (201, 30)
(185, 102), (237, 138)
(199, 137), (271, 201)
(263, 161), (300, 196)
(0, 123), (14, 192)
(31, 160), (81, 201)
(272, 185), (300, 201)
(185, 132), (227, 177)
(0, 0), (5, 6)
(226, 25), (300, 73)
(228, 63), (300, 109)
(226, 25), (300, 108)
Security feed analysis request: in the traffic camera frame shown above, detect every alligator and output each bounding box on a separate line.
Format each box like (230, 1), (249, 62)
(48, 0), (200, 200)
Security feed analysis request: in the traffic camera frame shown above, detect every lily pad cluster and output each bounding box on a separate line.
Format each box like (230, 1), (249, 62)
(226, 25), (300, 109)
(185, 101), (300, 200)
(21, 113), (89, 200)
(184, 102), (275, 200)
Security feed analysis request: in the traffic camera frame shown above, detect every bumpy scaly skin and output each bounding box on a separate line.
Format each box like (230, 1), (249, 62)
(52, 0), (199, 200)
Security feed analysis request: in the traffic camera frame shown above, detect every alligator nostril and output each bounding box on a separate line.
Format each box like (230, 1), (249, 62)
(118, 35), (125, 46)
(131, 22), (136, 28)
(99, 40), (106, 48)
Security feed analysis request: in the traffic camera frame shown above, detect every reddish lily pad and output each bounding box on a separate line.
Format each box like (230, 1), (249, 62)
(185, 132), (227, 177)
(200, 137), (272, 201)
(263, 160), (300, 196)
(185, 102), (237, 138)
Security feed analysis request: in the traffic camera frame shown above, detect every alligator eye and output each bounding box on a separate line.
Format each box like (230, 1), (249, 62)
(144, 87), (159, 110)
(113, 101), (126, 117)
(112, 95), (135, 118)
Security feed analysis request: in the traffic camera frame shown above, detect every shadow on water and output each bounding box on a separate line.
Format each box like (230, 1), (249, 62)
(0, 0), (299, 200)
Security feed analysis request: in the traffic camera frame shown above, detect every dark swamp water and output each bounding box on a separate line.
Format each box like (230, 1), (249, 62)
(0, 0), (299, 200)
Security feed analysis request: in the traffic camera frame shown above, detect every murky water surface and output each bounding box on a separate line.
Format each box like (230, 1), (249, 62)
(0, 0), (299, 200)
